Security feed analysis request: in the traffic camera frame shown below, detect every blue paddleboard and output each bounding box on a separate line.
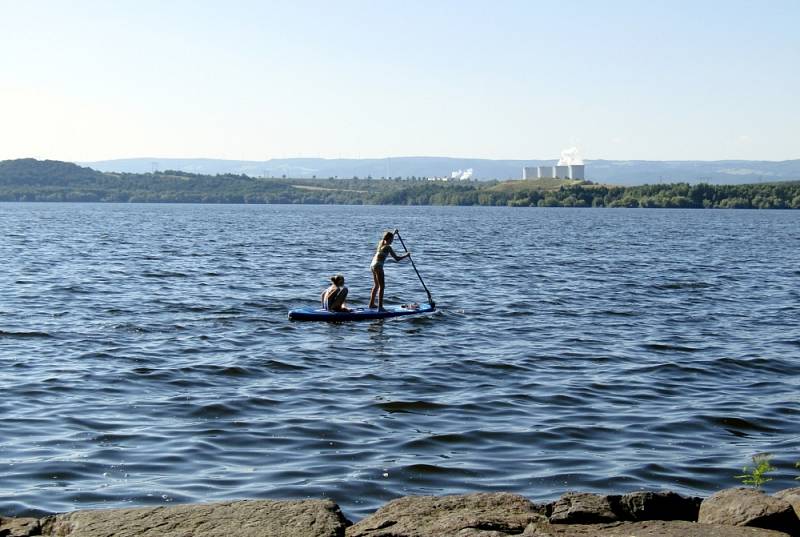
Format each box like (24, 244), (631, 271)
(288, 303), (435, 322)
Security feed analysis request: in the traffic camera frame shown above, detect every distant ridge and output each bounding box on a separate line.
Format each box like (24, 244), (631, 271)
(79, 157), (800, 186)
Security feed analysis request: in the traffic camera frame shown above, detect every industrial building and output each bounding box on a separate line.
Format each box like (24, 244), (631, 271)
(538, 167), (554, 179)
(522, 164), (585, 180)
(567, 164), (584, 180)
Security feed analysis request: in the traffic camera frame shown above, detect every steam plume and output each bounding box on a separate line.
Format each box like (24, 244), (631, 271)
(558, 147), (583, 166)
(450, 168), (474, 180)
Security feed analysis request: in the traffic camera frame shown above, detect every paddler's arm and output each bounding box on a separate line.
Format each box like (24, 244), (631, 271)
(388, 246), (410, 262)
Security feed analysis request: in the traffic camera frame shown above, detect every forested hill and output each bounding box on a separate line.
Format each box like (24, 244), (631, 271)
(1, 158), (799, 209)
(0, 159), (107, 185)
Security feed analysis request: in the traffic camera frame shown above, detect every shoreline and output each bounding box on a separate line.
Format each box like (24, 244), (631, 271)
(3, 487), (799, 536)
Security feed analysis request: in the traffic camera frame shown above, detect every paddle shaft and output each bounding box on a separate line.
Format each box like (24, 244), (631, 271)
(393, 229), (434, 307)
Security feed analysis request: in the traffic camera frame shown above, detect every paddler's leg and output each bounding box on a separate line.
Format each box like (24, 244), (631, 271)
(368, 268), (380, 309)
(376, 269), (386, 310)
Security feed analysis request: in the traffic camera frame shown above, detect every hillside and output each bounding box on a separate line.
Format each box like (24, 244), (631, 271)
(0, 158), (107, 185)
(489, 178), (587, 192)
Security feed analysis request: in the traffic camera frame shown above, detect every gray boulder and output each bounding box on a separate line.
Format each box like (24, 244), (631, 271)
(345, 492), (545, 537)
(548, 492), (622, 524)
(39, 499), (349, 537)
(619, 490), (702, 521)
(0, 516), (40, 537)
(775, 488), (800, 519)
(699, 488), (799, 536)
(523, 520), (792, 536)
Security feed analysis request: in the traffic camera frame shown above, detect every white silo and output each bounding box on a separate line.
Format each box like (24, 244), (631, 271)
(537, 166), (554, 178)
(523, 167), (537, 179)
(554, 165), (569, 178)
(568, 165), (585, 180)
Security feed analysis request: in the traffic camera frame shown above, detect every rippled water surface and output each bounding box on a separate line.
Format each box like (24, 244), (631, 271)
(1, 203), (799, 520)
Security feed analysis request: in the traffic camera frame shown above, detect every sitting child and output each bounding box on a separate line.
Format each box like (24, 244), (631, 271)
(321, 274), (350, 312)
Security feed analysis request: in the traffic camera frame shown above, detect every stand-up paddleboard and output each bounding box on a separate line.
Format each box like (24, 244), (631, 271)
(289, 303), (435, 322)
(291, 229), (436, 322)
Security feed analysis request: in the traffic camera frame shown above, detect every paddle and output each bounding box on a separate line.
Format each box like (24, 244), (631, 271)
(393, 229), (435, 307)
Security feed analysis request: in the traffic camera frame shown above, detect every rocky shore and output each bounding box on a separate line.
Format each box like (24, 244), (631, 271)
(2, 487), (799, 536)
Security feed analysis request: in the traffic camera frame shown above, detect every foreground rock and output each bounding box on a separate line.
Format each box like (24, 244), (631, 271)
(546, 490), (702, 524)
(0, 516), (40, 537)
(1, 488), (799, 537)
(525, 520), (791, 536)
(620, 490), (702, 521)
(548, 492), (621, 523)
(699, 488), (799, 536)
(346, 492), (545, 536)
(345, 491), (783, 537)
(40, 499), (349, 537)
(775, 488), (800, 519)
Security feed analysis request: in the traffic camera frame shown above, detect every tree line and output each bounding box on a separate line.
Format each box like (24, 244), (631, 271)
(1, 159), (799, 208)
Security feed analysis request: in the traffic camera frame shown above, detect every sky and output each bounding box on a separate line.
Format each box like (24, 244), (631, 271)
(1, 0), (798, 162)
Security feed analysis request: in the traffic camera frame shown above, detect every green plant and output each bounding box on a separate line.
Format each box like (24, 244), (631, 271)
(736, 454), (775, 489)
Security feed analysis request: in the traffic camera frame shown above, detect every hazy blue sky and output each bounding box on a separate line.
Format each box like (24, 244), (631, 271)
(2, 0), (798, 162)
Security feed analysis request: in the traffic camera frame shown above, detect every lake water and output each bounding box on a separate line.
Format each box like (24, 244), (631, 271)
(1, 203), (799, 521)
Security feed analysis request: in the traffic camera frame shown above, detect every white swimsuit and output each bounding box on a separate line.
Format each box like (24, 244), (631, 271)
(371, 244), (391, 270)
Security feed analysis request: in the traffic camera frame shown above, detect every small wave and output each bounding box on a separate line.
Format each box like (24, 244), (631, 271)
(374, 400), (448, 413)
(715, 356), (799, 375)
(0, 501), (51, 519)
(154, 301), (214, 313)
(428, 433), (473, 444)
(598, 309), (639, 317)
(642, 343), (700, 353)
(0, 330), (52, 338)
(262, 359), (308, 371)
(217, 306), (244, 315)
(142, 271), (189, 278)
(654, 281), (713, 290)
(459, 359), (531, 373)
(220, 366), (253, 377)
(188, 402), (240, 419)
(628, 362), (707, 376)
(93, 433), (136, 444)
(701, 415), (779, 434)
(545, 393), (585, 406)
(131, 367), (174, 379)
(243, 301), (270, 308)
(402, 434), (466, 451)
(55, 285), (91, 294)
(400, 463), (479, 477)
(112, 323), (151, 333)
(179, 364), (255, 378)
(245, 397), (281, 409)
(80, 351), (117, 360)
(63, 416), (119, 431)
